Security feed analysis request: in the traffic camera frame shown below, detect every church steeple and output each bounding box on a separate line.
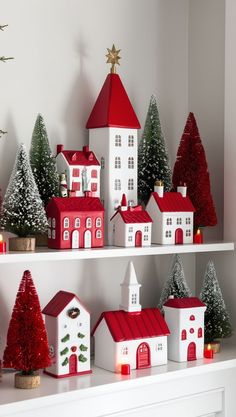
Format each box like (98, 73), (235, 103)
(120, 262), (141, 312)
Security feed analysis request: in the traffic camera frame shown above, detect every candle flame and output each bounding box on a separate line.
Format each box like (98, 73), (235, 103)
(207, 344), (212, 350)
(0, 234), (2, 242)
(197, 229), (201, 235)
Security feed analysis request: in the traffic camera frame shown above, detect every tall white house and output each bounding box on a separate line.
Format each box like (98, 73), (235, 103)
(86, 47), (141, 244)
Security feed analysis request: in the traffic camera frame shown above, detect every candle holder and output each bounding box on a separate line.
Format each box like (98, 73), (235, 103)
(204, 344), (214, 359)
(194, 228), (203, 244)
(0, 234), (6, 253)
(121, 364), (130, 375)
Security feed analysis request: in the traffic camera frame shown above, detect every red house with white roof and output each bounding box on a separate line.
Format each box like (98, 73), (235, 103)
(163, 297), (206, 362)
(146, 182), (195, 244)
(110, 194), (152, 247)
(43, 290), (91, 378)
(92, 262), (170, 373)
(46, 196), (104, 249)
(56, 145), (100, 197)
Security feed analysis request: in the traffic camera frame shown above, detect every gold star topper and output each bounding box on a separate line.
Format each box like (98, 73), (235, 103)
(106, 44), (121, 74)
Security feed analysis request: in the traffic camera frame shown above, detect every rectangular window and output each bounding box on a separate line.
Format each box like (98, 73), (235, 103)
(128, 178), (134, 190)
(115, 157), (121, 169)
(177, 218), (182, 225)
(48, 229), (51, 238)
(166, 218), (172, 225)
(165, 230), (171, 238)
(158, 343), (163, 351)
(128, 135), (134, 147)
(91, 182), (97, 192)
(91, 169), (97, 178)
(115, 179), (121, 190)
(73, 168), (80, 177)
(131, 294), (137, 304)
(128, 227), (133, 233)
(144, 235), (149, 241)
(115, 135), (121, 146)
(52, 230), (56, 239)
(128, 236), (133, 242)
(186, 217), (191, 224)
(186, 229), (191, 237)
(72, 181), (80, 191)
(144, 226), (149, 232)
(128, 157), (134, 169)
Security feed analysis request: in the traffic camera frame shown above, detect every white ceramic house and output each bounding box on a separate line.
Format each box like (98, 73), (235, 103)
(56, 144), (100, 197)
(86, 71), (141, 244)
(146, 183), (195, 245)
(42, 291), (91, 378)
(92, 262), (170, 373)
(110, 194), (152, 247)
(163, 297), (206, 362)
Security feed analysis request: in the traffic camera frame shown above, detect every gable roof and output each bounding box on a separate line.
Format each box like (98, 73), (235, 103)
(86, 73), (141, 129)
(92, 308), (170, 342)
(59, 150), (100, 166)
(150, 192), (195, 213)
(111, 206), (152, 224)
(42, 290), (89, 317)
(47, 197), (104, 213)
(164, 297), (206, 309)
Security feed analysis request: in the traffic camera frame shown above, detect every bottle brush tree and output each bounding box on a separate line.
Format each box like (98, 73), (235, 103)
(200, 260), (232, 343)
(138, 95), (172, 205)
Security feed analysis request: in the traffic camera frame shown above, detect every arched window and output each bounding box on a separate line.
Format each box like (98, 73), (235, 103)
(128, 157), (134, 169)
(115, 157), (121, 169)
(96, 217), (102, 227)
(74, 218), (80, 228)
(114, 179), (121, 190)
(63, 231), (69, 241)
(181, 329), (187, 340)
(198, 328), (203, 338)
(48, 229), (51, 238)
(52, 230), (56, 239)
(96, 230), (102, 239)
(190, 315), (195, 321)
(86, 218), (92, 228)
(48, 217), (52, 227)
(63, 217), (69, 228)
(52, 218), (56, 228)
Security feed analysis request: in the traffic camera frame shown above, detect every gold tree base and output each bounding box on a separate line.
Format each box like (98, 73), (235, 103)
(9, 237), (36, 251)
(15, 373), (40, 389)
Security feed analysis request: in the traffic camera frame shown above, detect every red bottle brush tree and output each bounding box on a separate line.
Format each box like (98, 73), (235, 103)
(3, 270), (51, 375)
(172, 112), (217, 228)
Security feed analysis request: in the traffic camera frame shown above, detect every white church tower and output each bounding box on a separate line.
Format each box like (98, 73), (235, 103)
(86, 45), (141, 244)
(120, 261), (141, 313)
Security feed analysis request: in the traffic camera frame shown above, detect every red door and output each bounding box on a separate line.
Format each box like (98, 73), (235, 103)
(187, 342), (196, 361)
(175, 228), (183, 244)
(69, 354), (77, 374)
(135, 231), (142, 247)
(136, 342), (150, 369)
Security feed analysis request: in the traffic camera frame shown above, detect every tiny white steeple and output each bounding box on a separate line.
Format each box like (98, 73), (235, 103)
(120, 261), (141, 312)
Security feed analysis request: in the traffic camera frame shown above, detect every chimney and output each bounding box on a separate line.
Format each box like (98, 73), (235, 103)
(57, 144), (64, 155)
(120, 194), (128, 211)
(83, 145), (89, 153)
(177, 183), (187, 197)
(154, 180), (164, 198)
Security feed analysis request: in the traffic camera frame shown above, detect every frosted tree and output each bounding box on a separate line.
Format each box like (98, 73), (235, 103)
(200, 260), (232, 343)
(30, 114), (59, 206)
(158, 254), (192, 313)
(0, 24), (13, 138)
(1, 143), (48, 237)
(138, 95), (172, 205)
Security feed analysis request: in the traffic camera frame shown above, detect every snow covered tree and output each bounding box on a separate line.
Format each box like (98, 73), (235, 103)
(138, 95), (172, 205)
(3, 270), (51, 374)
(200, 260), (232, 343)
(158, 254), (192, 313)
(30, 114), (59, 206)
(1, 143), (48, 237)
(172, 112), (217, 228)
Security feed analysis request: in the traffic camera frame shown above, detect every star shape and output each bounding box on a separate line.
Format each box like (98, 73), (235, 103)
(106, 44), (121, 72)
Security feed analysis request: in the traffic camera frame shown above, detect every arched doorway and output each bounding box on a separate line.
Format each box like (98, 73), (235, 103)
(135, 231), (142, 247)
(187, 342), (196, 361)
(84, 230), (92, 248)
(72, 230), (79, 249)
(175, 228), (183, 244)
(69, 354), (77, 374)
(136, 342), (150, 369)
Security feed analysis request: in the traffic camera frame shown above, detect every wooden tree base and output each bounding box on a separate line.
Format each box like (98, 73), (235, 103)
(35, 233), (48, 247)
(9, 237), (36, 251)
(15, 373), (40, 389)
(204, 341), (221, 353)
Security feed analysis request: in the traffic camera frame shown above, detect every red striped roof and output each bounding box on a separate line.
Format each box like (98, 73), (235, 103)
(164, 297), (205, 309)
(151, 192), (195, 212)
(92, 308), (170, 342)
(47, 197), (104, 212)
(111, 206), (152, 224)
(42, 290), (89, 317)
(86, 73), (141, 129)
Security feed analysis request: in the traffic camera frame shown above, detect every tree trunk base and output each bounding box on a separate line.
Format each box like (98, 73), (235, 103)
(15, 373), (40, 389)
(9, 237), (36, 251)
(204, 341), (221, 353)
(35, 233), (48, 247)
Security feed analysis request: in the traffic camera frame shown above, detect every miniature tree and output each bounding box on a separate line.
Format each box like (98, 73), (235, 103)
(1, 143), (48, 237)
(172, 112), (217, 228)
(200, 260), (232, 343)
(0, 24), (13, 137)
(3, 270), (51, 385)
(158, 254), (192, 313)
(138, 95), (172, 205)
(30, 114), (59, 206)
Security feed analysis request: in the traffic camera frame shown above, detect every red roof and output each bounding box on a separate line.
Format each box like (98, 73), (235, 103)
(60, 149), (99, 166)
(92, 308), (170, 342)
(86, 73), (141, 129)
(151, 192), (195, 212)
(111, 206), (152, 224)
(47, 197), (104, 212)
(164, 297), (206, 309)
(42, 290), (89, 317)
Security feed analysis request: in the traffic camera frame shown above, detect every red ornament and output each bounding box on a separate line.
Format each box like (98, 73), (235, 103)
(71, 346), (77, 352)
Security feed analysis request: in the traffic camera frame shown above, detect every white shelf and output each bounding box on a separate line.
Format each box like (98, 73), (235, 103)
(0, 241), (234, 264)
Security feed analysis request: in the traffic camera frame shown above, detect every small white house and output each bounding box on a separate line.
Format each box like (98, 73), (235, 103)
(110, 194), (152, 247)
(42, 290), (91, 378)
(92, 262), (170, 373)
(163, 297), (206, 362)
(146, 182), (195, 245)
(56, 144), (100, 197)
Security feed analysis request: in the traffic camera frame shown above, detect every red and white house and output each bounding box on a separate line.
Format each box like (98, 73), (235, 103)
(46, 196), (104, 249)
(92, 262), (170, 373)
(56, 145), (100, 197)
(110, 194), (152, 247)
(146, 183), (195, 245)
(42, 290), (91, 378)
(163, 297), (206, 362)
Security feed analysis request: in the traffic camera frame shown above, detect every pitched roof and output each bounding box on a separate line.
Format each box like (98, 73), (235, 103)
(42, 290), (89, 317)
(164, 297), (206, 309)
(60, 150), (99, 166)
(86, 73), (141, 129)
(92, 308), (170, 342)
(151, 192), (195, 213)
(111, 205), (152, 224)
(47, 197), (104, 212)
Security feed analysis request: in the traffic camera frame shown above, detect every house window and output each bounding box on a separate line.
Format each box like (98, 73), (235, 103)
(198, 328), (203, 338)
(48, 229), (51, 238)
(190, 328), (194, 334)
(115, 156), (121, 169)
(96, 217), (102, 227)
(48, 217), (51, 227)
(52, 218), (56, 228)
(101, 157), (105, 169)
(128, 157), (134, 169)
(144, 235), (149, 241)
(190, 315), (195, 321)
(158, 343), (163, 351)
(165, 230), (172, 238)
(128, 236), (133, 242)
(91, 170), (97, 178)
(63, 217), (69, 228)
(72, 181), (80, 191)
(131, 294), (137, 304)
(166, 218), (172, 225)
(74, 218), (80, 228)
(73, 168), (80, 177)
(86, 218), (92, 228)
(91, 182), (97, 192)
(186, 217), (191, 224)
(186, 229), (191, 237)
(128, 178), (134, 190)
(115, 135), (121, 146)
(52, 230), (56, 239)
(181, 329), (187, 340)
(128, 227), (133, 232)
(114, 179), (121, 190)
(128, 135), (134, 146)
(177, 218), (182, 225)
(122, 347), (128, 355)
(96, 230), (102, 239)
(63, 231), (69, 241)
(144, 226), (149, 232)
